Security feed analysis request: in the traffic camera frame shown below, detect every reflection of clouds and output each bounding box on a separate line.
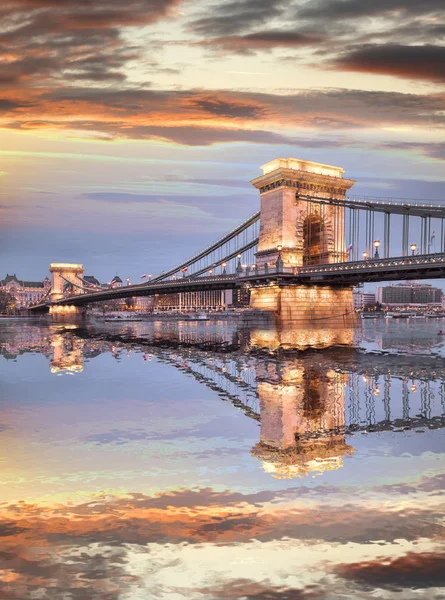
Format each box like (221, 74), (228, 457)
(0, 480), (445, 598)
(2, 323), (445, 597)
(336, 551), (445, 592)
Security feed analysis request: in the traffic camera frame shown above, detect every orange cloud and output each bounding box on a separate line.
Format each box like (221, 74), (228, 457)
(1, 86), (444, 146)
(0, 486), (444, 598)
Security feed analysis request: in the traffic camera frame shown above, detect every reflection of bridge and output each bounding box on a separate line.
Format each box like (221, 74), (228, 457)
(31, 157), (445, 332)
(7, 324), (443, 479)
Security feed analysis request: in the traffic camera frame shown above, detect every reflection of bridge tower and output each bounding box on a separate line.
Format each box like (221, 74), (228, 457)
(50, 334), (84, 373)
(49, 263), (85, 302)
(248, 158), (358, 331)
(251, 362), (353, 478)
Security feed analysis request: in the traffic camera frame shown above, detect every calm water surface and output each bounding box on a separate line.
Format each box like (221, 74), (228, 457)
(1, 317), (445, 599)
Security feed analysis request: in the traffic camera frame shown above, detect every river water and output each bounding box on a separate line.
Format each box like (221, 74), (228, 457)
(1, 317), (445, 599)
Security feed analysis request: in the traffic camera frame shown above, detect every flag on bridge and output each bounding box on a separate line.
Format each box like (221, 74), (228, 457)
(346, 244), (353, 252)
(431, 231), (436, 240)
(140, 274), (147, 278)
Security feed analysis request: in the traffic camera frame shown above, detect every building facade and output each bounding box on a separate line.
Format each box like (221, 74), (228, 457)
(1, 274), (51, 308)
(352, 290), (376, 310)
(154, 290), (230, 312)
(376, 282), (443, 307)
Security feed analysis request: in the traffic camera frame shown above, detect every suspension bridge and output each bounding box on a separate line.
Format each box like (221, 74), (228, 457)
(30, 157), (445, 326)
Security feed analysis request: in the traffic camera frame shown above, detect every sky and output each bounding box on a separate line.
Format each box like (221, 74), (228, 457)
(1, 0), (445, 282)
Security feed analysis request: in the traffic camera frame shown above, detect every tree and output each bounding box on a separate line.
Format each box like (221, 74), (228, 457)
(0, 290), (15, 314)
(125, 297), (135, 310)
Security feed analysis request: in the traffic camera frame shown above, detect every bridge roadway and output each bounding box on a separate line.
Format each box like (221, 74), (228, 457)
(31, 251), (445, 310)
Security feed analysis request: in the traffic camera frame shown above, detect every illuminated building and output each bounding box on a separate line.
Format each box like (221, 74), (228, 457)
(376, 282), (443, 306)
(1, 274), (51, 308)
(353, 290), (376, 309)
(154, 290), (230, 311)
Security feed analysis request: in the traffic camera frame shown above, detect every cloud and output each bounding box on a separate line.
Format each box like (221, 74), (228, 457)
(188, 0), (291, 37)
(336, 551), (445, 591)
(196, 579), (321, 599)
(1, 86), (444, 145)
(298, 0), (445, 21)
(379, 142), (445, 161)
(198, 29), (326, 54)
(0, 0), (182, 89)
(332, 44), (445, 83)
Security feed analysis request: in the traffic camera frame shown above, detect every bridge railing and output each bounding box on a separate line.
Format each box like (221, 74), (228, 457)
(299, 252), (445, 274)
(236, 252), (445, 279)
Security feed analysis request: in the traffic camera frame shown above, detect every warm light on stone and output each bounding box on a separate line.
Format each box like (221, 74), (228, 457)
(251, 156), (355, 268)
(259, 157), (345, 178)
(49, 263), (84, 302)
(250, 363), (353, 479)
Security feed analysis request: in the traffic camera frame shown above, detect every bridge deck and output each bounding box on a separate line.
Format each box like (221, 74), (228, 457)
(30, 252), (445, 310)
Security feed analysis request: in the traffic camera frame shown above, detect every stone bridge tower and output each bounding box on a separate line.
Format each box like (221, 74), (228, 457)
(247, 157), (357, 332)
(49, 263), (85, 302)
(251, 157), (355, 269)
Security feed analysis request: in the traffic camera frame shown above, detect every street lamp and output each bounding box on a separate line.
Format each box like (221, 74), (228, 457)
(276, 244), (284, 271)
(236, 254), (243, 275)
(362, 251), (368, 261)
(410, 243), (417, 256)
(222, 262), (227, 275)
(373, 240), (380, 259)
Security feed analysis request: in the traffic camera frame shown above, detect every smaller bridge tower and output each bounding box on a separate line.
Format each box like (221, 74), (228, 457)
(49, 263), (84, 302)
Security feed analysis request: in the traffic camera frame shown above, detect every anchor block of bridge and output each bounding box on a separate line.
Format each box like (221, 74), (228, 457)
(247, 157), (358, 331)
(49, 263), (85, 303)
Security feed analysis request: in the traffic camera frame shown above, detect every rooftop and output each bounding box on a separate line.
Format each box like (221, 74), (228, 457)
(259, 157), (345, 178)
(1, 274), (45, 288)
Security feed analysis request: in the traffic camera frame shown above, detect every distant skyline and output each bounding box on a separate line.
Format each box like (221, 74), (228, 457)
(1, 0), (444, 282)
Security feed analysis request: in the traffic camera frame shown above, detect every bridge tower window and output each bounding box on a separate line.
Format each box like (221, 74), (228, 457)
(303, 215), (328, 265)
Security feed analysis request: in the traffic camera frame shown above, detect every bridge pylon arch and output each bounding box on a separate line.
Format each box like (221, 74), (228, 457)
(49, 263), (85, 302)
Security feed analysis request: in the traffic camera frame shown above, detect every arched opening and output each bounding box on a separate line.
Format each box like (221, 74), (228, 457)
(303, 215), (328, 265)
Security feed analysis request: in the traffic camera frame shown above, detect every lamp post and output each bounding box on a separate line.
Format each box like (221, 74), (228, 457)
(362, 251), (368, 261)
(236, 254), (243, 275)
(373, 240), (380, 259)
(410, 243), (417, 256)
(222, 262), (227, 275)
(276, 244), (284, 272)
